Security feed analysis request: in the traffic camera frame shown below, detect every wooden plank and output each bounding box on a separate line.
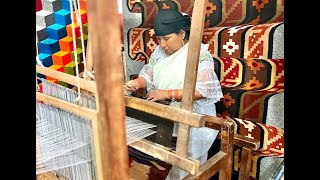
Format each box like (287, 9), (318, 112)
(36, 65), (96, 93)
(238, 147), (253, 180)
(125, 96), (205, 127)
(36, 92), (97, 121)
(129, 139), (200, 175)
(176, 0), (207, 158)
(87, 0), (129, 179)
(183, 151), (227, 180)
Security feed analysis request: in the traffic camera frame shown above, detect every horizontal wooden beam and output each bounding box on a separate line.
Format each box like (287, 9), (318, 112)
(129, 139), (200, 175)
(124, 96), (206, 127)
(36, 92), (97, 121)
(36, 65), (96, 93)
(183, 151), (227, 180)
(204, 115), (227, 129)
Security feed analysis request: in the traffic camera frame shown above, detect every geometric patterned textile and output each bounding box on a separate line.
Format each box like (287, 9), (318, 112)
(126, 0), (284, 29)
(216, 88), (280, 123)
(203, 27), (228, 57)
(208, 22), (283, 59)
(126, 0), (284, 63)
(239, 91), (278, 123)
(213, 57), (284, 123)
(231, 117), (284, 178)
(128, 22), (283, 62)
(213, 57), (284, 92)
(240, 0), (284, 25)
(36, 0), (89, 88)
(128, 1), (177, 27)
(128, 28), (157, 63)
(125, 0), (285, 61)
(243, 23), (283, 59)
(231, 117), (284, 157)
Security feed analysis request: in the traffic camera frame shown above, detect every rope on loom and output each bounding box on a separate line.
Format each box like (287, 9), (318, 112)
(69, 0), (82, 103)
(73, 0), (94, 80)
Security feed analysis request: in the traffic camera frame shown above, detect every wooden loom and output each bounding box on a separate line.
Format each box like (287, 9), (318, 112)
(36, 0), (258, 179)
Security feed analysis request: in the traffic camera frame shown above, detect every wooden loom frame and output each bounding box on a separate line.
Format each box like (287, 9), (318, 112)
(36, 0), (259, 179)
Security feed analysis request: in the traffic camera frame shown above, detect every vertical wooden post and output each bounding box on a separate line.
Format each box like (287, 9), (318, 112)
(175, 0), (207, 158)
(238, 148), (253, 180)
(87, 0), (129, 180)
(219, 119), (234, 180)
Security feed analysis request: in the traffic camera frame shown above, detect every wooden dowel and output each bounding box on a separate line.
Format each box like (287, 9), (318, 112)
(36, 92), (97, 121)
(125, 96), (205, 127)
(36, 65), (96, 93)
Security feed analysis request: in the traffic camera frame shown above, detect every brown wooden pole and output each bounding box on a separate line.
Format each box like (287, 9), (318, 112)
(238, 148), (253, 180)
(87, 0), (129, 179)
(176, 0), (207, 158)
(219, 120), (234, 180)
